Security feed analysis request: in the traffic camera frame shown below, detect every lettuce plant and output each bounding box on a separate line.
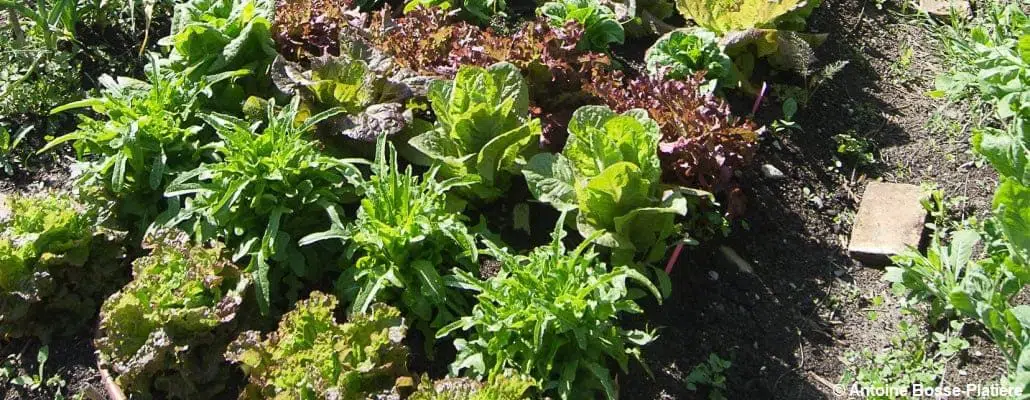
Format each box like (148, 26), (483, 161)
(402, 0), (507, 25)
(410, 62), (542, 204)
(645, 28), (734, 91)
(96, 230), (249, 399)
(274, 56), (414, 142)
(538, 0), (624, 52)
(160, 0), (277, 111)
(162, 97), (364, 314)
(581, 71), (757, 196)
(0, 193), (124, 339)
(674, 0), (824, 86)
(301, 139), (478, 332)
(226, 291), (408, 399)
(408, 375), (535, 400)
(43, 65), (243, 229)
(438, 214), (661, 400)
(272, 0), (351, 60)
(161, 0), (276, 77)
(524, 105), (689, 265)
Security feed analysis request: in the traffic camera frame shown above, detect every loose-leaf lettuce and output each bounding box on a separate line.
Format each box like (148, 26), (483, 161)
(538, 0), (624, 52)
(674, 0), (810, 35)
(0, 193), (125, 339)
(673, 0), (825, 87)
(96, 230), (249, 399)
(226, 291), (408, 399)
(437, 214), (660, 400)
(273, 55), (414, 142)
(43, 66), (242, 230)
(410, 62), (542, 203)
(409, 374), (535, 400)
(162, 97), (365, 314)
(162, 0), (276, 77)
(301, 138), (478, 334)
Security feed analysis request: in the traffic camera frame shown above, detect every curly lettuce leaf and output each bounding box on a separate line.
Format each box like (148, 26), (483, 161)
(538, 0), (624, 52)
(163, 0), (276, 77)
(675, 0), (809, 35)
(0, 194), (124, 340)
(96, 230), (248, 398)
(226, 292), (408, 399)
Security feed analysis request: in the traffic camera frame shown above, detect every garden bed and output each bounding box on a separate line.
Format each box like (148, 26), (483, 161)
(1, 0), (1027, 398)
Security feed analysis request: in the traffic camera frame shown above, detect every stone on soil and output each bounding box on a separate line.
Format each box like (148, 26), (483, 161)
(917, 0), (970, 17)
(761, 164), (786, 180)
(847, 182), (927, 266)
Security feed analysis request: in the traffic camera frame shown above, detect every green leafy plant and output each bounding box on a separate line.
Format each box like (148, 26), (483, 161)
(538, 0), (624, 52)
(932, 2), (1029, 124)
(43, 65), (244, 229)
(273, 56), (414, 141)
(0, 124), (31, 176)
(523, 105), (689, 266)
(645, 28), (734, 91)
(409, 62), (542, 204)
(161, 0), (276, 76)
(0, 0), (80, 104)
(684, 353), (731, 400)
(408, 374), (535, 400)
(300, 138), (478, 333)
(839, 320), (953, 400)
(403, 0), (507, 25)
(162, 96), (364, 314)
(95, 229), (249, 399)
(159, 0), (277, 112)
(226, 291), (408, 399)
(0, 193), (125, 339)
(673, 0), (824, 88)
(1, 345), (71, 399)
(885, 229), (982, 324)
(832, 132), (875, 167)
(437, 213), (661, 400)
(973, 119), (1028, 186)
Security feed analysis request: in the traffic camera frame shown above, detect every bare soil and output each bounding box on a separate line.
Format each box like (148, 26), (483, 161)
(620, 0), (1006, 398)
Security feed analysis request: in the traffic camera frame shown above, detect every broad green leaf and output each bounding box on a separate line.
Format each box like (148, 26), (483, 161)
(994, 179), (1030, 264)
(973, 121), (1029, 185)
(523, 153), (578, 212)
(675, 0), (808, 35)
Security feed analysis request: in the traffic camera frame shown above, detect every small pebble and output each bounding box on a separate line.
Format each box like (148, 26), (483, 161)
(761, 164), (787, 180)
(959, 370), (968, 376)
(708, 270), (719, 281)
(974, 350), (984, 357)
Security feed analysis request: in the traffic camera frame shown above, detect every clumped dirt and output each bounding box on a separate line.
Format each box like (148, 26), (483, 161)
(619, 0), (1004, 398)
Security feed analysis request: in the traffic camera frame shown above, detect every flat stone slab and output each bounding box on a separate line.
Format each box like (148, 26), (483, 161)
(848, 182), (927, 266)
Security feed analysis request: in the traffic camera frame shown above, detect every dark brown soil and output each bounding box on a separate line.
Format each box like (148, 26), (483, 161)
(619, 0), (1004, 398)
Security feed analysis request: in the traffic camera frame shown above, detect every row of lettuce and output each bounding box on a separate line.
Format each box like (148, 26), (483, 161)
(0, 0), (825, 398)
(885, 2), (1030, 393)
